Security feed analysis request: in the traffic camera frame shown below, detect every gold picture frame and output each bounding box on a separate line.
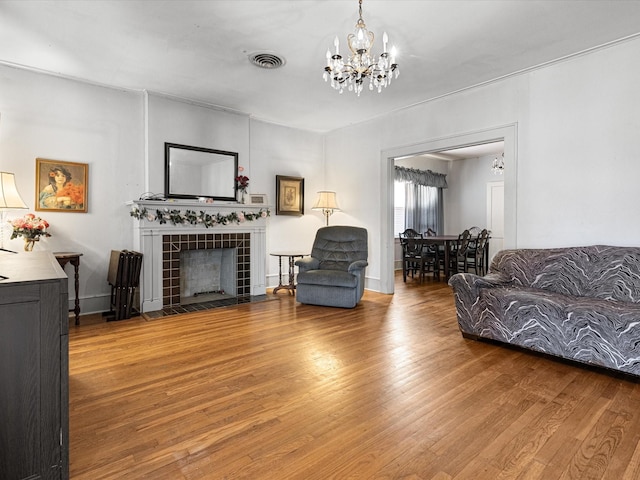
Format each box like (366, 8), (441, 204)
(276, 175), (304, 216)
(35, 158), (88, 213)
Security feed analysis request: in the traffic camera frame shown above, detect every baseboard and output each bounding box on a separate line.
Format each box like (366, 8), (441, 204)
(69, 294), (111, 317)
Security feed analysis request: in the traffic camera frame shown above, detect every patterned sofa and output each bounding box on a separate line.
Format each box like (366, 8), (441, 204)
(448, 245), (640, 377)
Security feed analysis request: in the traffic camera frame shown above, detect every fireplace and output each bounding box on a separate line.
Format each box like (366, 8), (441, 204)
(162, 233), (249, 307)
(130, 200), (268, 314)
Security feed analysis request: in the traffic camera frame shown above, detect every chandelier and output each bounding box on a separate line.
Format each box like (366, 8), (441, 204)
(323, 0), (399, 96)
(492, 153), (505, 175)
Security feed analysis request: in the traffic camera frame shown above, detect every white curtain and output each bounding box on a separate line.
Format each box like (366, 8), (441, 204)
(395, 166), (446, 235)
(404, 183), (443, 234)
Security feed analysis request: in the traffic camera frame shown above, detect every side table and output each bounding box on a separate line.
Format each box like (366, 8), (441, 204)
(270, 252), (308, 295)
(54, 252), (83, 325)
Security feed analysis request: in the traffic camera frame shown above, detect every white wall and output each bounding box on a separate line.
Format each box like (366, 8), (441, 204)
(520, 42), (640, 246)
(146, 94), (250, 196)
(0, 65), (143, 313)
(325, 36), (640, 294)
(446, 153), (503, 235)
(247, 119), (325, 285)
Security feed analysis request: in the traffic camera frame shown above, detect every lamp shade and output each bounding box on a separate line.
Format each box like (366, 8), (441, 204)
(312, 191), (341, 211)
(0, 172), (28, 209)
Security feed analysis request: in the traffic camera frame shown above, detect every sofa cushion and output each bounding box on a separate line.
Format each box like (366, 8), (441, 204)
(297, 269), (358, 288)
(476, 286), (640, 374)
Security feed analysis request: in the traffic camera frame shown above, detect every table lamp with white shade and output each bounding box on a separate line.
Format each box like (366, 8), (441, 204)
(312, 191), (341, 226)
(0, 171), (28, 257)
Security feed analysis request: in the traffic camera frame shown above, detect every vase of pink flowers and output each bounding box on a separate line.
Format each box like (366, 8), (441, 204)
(10, 213), (51, 251)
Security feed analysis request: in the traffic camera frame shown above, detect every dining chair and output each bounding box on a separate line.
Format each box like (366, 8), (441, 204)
(423, 228), (441, 279)
(399, 229), (423, 281)
(450, 229), (471, 274)
(466, 228), (490, 275)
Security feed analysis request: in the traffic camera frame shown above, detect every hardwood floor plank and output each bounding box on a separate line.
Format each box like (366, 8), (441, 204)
(621, 439), (640, 480)
(68, 274), (640, 479)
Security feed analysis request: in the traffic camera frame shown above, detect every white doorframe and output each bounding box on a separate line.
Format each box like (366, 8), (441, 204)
(379, 123), (518, 294)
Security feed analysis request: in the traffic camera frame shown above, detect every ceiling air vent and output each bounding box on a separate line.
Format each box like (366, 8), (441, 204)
(248, 51), (286, 69)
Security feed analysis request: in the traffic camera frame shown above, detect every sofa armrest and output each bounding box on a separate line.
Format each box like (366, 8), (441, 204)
(448, 272), (513, 335)
(295, 257), (320, 273)
(449, 272), (511, 295)
(348, 260), (369, 273)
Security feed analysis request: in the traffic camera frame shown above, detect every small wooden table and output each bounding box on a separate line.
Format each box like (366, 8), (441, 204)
(54, 252), (83, 325)
(270, 252), (308, 295)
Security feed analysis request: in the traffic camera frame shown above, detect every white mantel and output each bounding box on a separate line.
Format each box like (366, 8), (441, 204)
(128, 200), (270, 313)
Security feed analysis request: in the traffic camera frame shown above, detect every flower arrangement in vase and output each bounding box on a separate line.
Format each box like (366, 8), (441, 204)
(10, 213), (52, 251)
(235, 171), (249, 204)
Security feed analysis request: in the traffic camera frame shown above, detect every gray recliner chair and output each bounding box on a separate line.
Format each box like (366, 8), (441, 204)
(295, 226), (368, 308)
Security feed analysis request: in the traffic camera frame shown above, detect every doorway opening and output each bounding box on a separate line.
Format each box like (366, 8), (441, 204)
(380, 124), (517, 294)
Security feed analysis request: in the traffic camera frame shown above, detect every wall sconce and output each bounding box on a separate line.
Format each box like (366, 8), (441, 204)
(312, 191), (341, 226)
(0, 171), (28, 257)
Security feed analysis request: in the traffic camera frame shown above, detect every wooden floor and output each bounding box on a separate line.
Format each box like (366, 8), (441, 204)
(69, 274), (640, 480)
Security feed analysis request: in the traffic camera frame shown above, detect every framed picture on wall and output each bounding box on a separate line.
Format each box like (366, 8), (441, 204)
(35, 158), (88, 213)
(275, 175), (304, 216)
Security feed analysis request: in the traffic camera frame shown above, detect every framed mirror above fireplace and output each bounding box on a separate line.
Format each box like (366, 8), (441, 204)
(164, 142), (238, 201)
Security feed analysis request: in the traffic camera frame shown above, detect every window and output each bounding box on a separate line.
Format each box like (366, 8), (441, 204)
(394, 166), (446, 236)
(395, 181), (441, 236)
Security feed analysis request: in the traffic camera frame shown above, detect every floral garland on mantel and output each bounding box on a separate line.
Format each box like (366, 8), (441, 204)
(130, 206), (270, 227)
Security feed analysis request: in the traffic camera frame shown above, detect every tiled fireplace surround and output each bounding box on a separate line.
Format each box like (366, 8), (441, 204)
(130, 200), (268, 314)
(162, 232), (250, 306)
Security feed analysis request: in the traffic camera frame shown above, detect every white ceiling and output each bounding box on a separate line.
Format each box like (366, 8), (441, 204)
(1, 1), (640, 133)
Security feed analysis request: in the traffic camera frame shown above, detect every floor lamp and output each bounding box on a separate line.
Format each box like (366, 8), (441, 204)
(312, 191), (341, 226)
(0, 172), (28, 269)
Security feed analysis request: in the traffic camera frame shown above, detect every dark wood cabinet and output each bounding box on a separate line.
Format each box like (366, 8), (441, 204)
(0, 252), (69, 480)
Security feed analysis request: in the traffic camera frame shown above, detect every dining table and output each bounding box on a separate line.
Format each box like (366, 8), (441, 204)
(414, 235), (491, 280)
(415, 235), (460, 279)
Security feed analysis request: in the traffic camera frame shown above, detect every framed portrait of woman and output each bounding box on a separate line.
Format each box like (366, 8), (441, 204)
(35, 158), (88, 213)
